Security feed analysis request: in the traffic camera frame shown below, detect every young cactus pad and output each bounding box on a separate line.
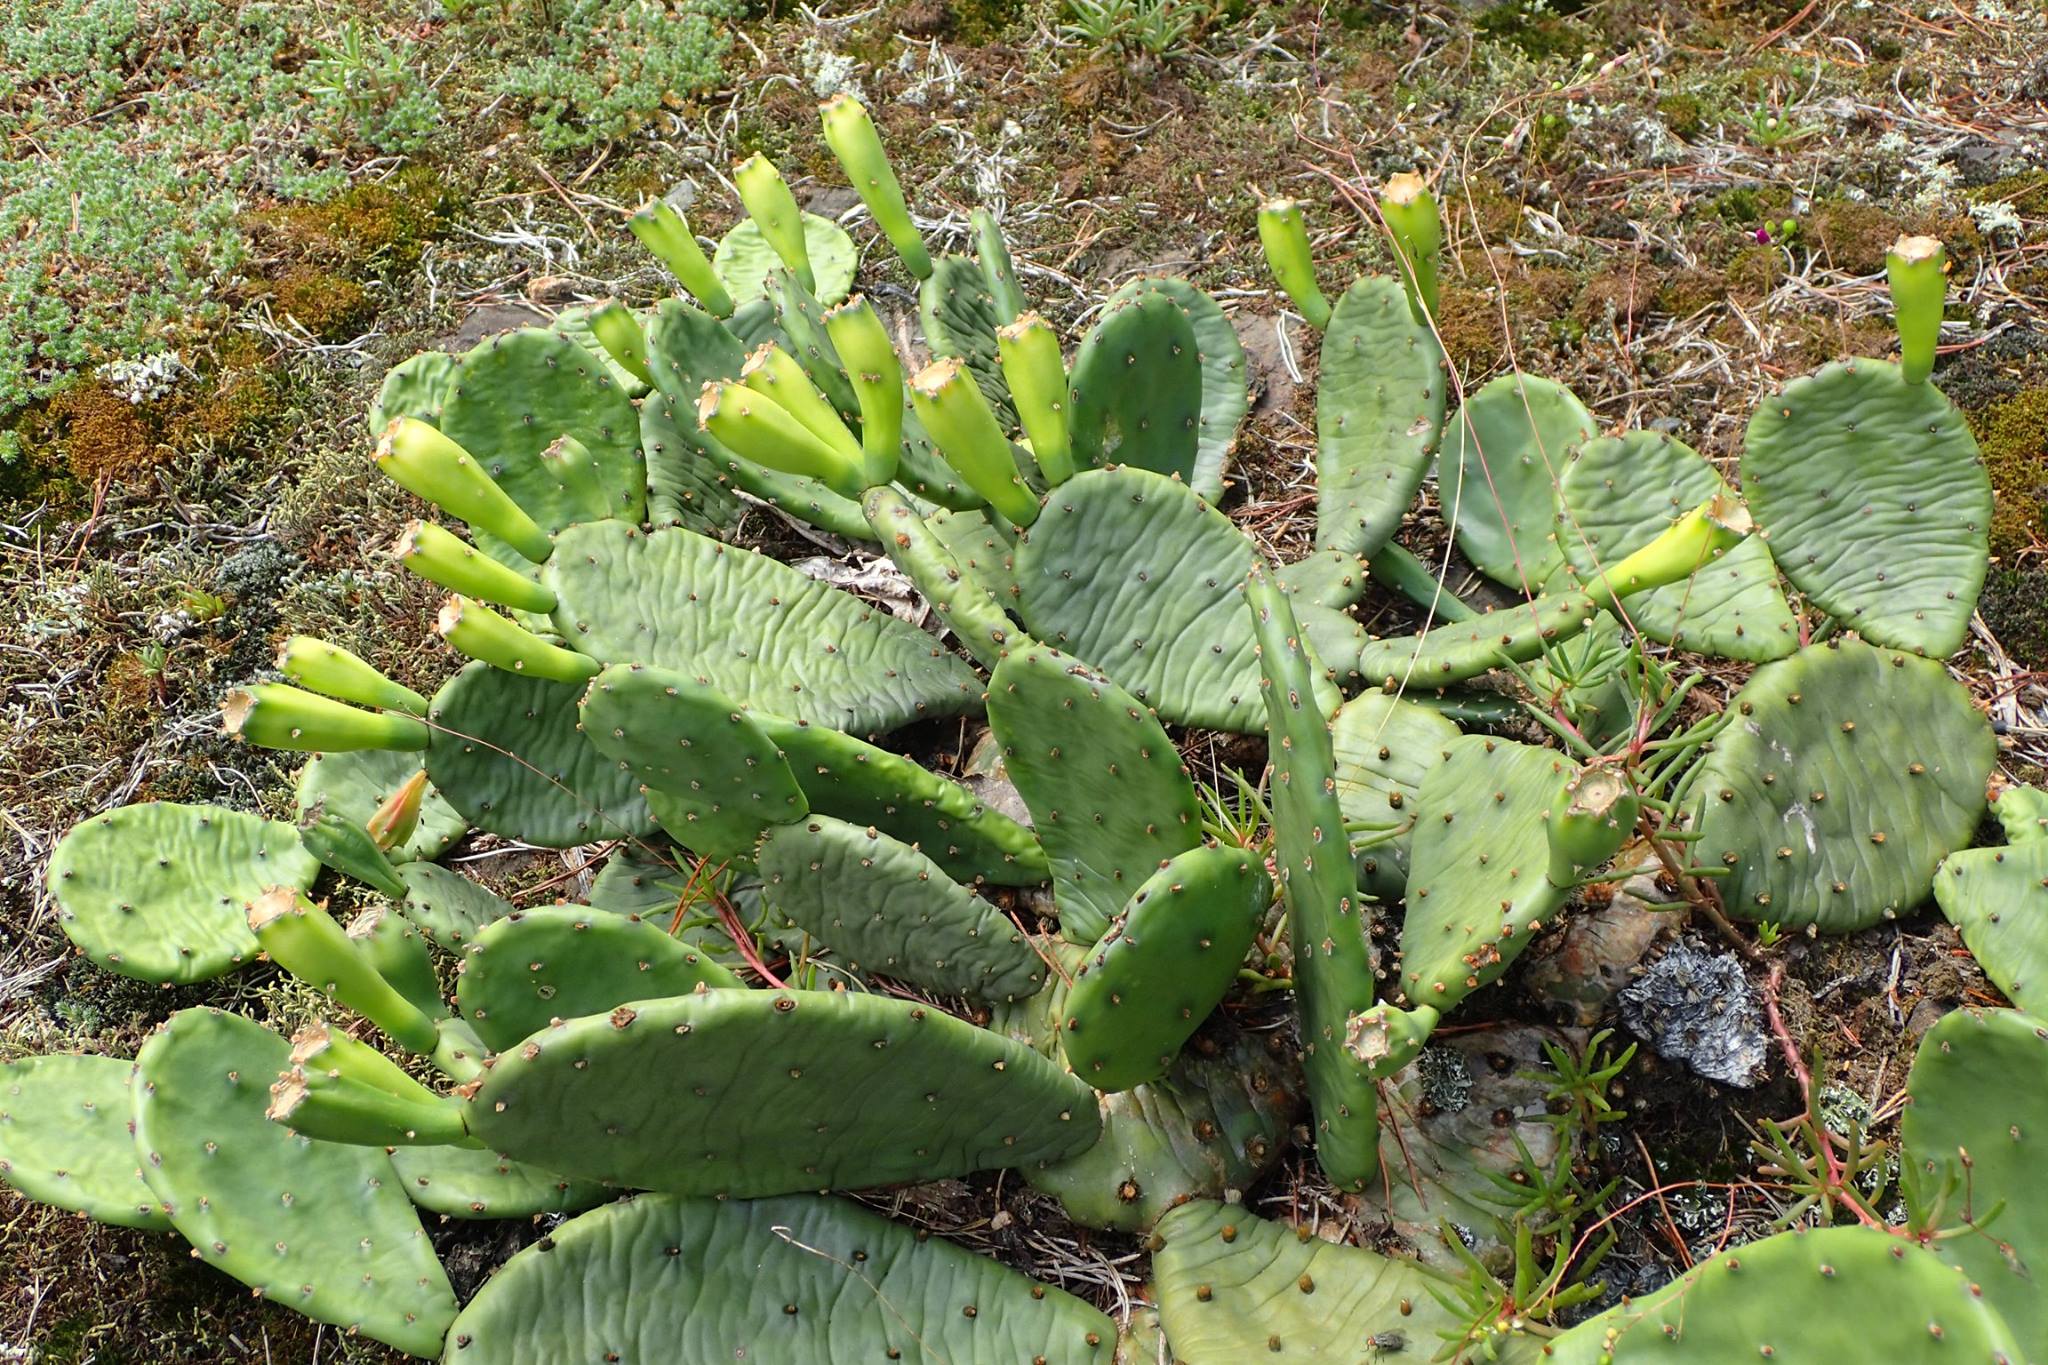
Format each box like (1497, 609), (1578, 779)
(47, 801), (318, 984)
(1066, 290), (1205, 487)
(132, 1008), (457, 1356)
(1313, 275), (1447, 559)
(388, 1142), (606, 1221)
(1437, 372), (1596, 590)
(0, 1054), (169, 1229)
(462, 988), (1100, 1196)
(441, 1193), (1115, 1362)
(817, 93), (931, 279)
(919, 252), (1016, 420)
(298, 747), (464, 866)
(1328, 689), (1461, 899)
(1061, 844), (1272, 1092)
(1691, 639), (1994, 932)
(1108, 276), (1249, 501)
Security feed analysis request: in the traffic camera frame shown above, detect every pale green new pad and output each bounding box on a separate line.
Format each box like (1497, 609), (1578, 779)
(0, 1054), (168, 1229)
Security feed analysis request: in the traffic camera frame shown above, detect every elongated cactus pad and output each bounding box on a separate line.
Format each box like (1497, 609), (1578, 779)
(1068, 291), (1204, 486)
(1439, 373), (1595, 590)
(456, 906), (741, 1052)
(758, 815), (1045, 1001)
(1558, 431), (1798, 662)
(539, 519), (981, 735)
(1152, 1201), (1463, 1363)
(393, 861), (516, 947)
(389, 1144), (606, 1220)
(295, 750), (467, 862)
(1314, 275), (1447, 558)
(1935, 841), (2048, 1015)
(865, 484), (1021, 670)
(369, 351), (456, 433)
(48, 801), (317, 984)
(0, 1054), (168, 1229)
(1013, 466), (1278, 732)
(426, 661), (655, 849)
(919, 252), (1014, 421)
(1692, 639), (1993, 932)
(464, 988), (1100, 1195)
(1319, 587), (1603, 691)
(986, 646), (1203, 943)
(1106, 277), (1248, 502)
(1900, 1006), (2048, 1346)
(1330, 690), (1461, 899)
(1247, 567), (1381, 1189)
(1062, 845), (1271, 1092)
(713, 211), (856, 306)
(443, 1192), (1115, 1362)
(133, 1009), (456, 1356)
(1545, 1225), (2023, 1364)
(438, 327), (646, 532)
(1741, 358), (1990, 657)
(552, 301), (652, 396)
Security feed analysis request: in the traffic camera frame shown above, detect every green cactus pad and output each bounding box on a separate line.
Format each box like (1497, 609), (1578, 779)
(1152, 1201), (1464, 1363)
(426, 661), (656, 849)
(1438, 373), (1595, 590)
(1276, 549), (1370, 610)
(132, 1009), (456, 1356)
(1692, 639), (1993, 932)
(393, 861), (516, 947)
(1062, 845), (1271, 1092)
(1935, 843), (2048, 1015)
(294, 750), (468, 862)
(389, 1145), (607, 1220)
(1313, 275), (1447, 558)
(919, 252), (1014, 421)
(1067, 291), (1204, 487)
(864, 485), (1020, 670)
(1026, 1017), (1301, 1233)
(1901, 1006), (2048, 1346)
(464, 988), (1100, 1196)
(1106, 277), (1248, 502)
(47, 801), (318, 984)
(757, 815), (1045, 1001)
(1994, 784), (2048, 844)
(540, 519), (980, 736)
(1246, 567), (1382, 1190)
(636, 393), (742, 534)
(438, 327), (646, 531)
(1741, 358), (1991, 657)
(986, 645), (1203, 943)
(0, 1054), (168, 1229)
(1546, 1225), (2024, 1365)
(550, 302), (652, 397)
(1330, 689), (1461, 900)
(1557, 430), (1798, 662)
(456, 906), (742, 1052)
(369, 351), (456, 433)
(442, 1192), (1115, 1362)
(713, 212), (857, 307)
(1013, 466), (1280, 732)
(1396, 735), (1570, 1008)
(1321, 587), (1603, 690)
(579, 663), (808, 859)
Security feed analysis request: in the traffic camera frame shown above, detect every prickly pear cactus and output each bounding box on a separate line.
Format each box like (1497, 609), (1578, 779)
(1068, 289), (1204, 486)
(442, 1192), (1115, 1363)
(1316, 585), (1604, 691)
(1105, 276), (1249, 501)
(295, 750), (468, 862)
(132, 1008), (457, 1356)
(369, 350), (456, 432)
(463, 987), (1100, 1196)
(713, 211), (856, 306)
(1692, 638), (1994, 932)
(393, 859), (517, 946)
(920, 252), (1015, 421)
(388, 1143), (606, 1220)
(0, 1054), (168, 1229)
(1152, 1201), (1464, 1363)
(1934, 839), (2048, 1015)
(1741, 358), (1990, 658)
(455, 906), (743, 1051)
(47, 801), (318, 983)
(1314, 275), (1446, 558)
(1993, 784), (2048, 843)
(1557, 430), (1798, 662)
(1061, 844), (1271, 1092)
(1438, 373), (1595, 591)
(1329, 689), (1460, 899)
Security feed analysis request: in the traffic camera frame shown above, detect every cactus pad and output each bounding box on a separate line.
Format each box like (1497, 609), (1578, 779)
(392, 860), (516, 947)
(985, 645), (1203, 943)
(1067, 291), (1204, 486)
(539, 519), (980, 736)
(757, 815), (1046, 1002)
(294, 750), (467, 862)
(1557, 430), (1798, 662)
(132, 1008), (456, 1356)
(1329, 689), (1461, 899)
(1061, 845), (1271, 1091)
(438, 327), (646, 532)
(464, 988), (1100, 1196)
(637, 394), (743, 534)
(713, 212), (857, 306)
(1314, 274), (1447, 558)
(1439, 373), (1595, 590)
(456, 906), (742, 1052)
(1152, 1201), (1463, 1363)
(426, 661), (655, 849)
(1106, 277), (1248, 500)
(389, 1144), (607, 1220)
(443, 1192), (1115, 1362)
(1935, 842), (2048, 1015)
(0, 1054), (168, 1229)
(1741, 359), (1991, 657)
(369, 351), (456, 433)
(1692, 639), (1994, 932)
(47, 801), (318, 984)
(919, 252), (1014, 420)
(1013, 466), (1276, 732)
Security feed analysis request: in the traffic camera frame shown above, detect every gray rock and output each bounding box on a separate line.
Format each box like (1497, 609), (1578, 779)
(1617, 940), (1768, 1087)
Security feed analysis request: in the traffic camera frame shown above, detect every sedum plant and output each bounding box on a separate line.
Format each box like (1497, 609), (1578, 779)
(7, 92), (2031, 1365)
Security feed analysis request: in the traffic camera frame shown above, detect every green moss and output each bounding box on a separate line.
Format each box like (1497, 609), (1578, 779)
(1656, 92), (1704, 138)
(263, 266), (374, 341)
(947, 0), (1029, 43)
(1968, 170), (2048, 218)
(1474, 0), (1585, 60)
(1980, 566), (2048, 660)
(1969, 387), (2048, 560)
(260, 165), (458, 278)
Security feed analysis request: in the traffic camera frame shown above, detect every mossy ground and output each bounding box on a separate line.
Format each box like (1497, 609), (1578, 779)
(2, 0), (2045, 1355)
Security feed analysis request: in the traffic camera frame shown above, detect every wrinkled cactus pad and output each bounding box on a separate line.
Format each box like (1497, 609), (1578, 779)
(1329, 689), (1460, 899)
(1068, 290), (1204, 486)
(0, 1054), (168, 1229)
(713, 211), (857, 306)
(393, 859), (517, 947)
(389, 1144), (608, 1220)
(1314, 274), (1446, 558)
(1105, 276), (1249, 501)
